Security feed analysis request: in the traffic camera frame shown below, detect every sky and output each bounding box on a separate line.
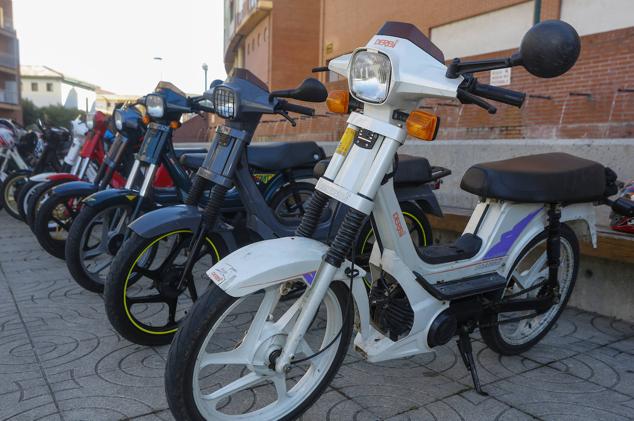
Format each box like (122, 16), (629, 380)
(14, 0), (226, 96)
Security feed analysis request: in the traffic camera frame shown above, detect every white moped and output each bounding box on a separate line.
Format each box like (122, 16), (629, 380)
(165, 20), (634, 420)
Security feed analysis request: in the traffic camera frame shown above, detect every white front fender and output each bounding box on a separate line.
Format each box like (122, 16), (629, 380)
(207, 236), (372, 337)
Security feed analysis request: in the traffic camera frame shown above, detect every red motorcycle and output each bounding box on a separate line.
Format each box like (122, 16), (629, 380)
(21, 112), (111, 228)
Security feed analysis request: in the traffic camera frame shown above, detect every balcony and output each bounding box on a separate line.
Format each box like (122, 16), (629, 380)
(224, 0), (272, 71)
(0, 51), (17, 70)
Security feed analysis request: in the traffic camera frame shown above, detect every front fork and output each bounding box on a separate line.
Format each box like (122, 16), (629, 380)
(275, 203), (367, 373)
(175, 176), (227, 292)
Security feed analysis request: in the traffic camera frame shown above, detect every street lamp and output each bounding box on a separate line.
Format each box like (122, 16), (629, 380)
(154, 56), (164, 81)
(202, 63), (209, 90)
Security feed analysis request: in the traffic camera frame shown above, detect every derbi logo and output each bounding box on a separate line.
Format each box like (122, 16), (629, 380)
(393, 212), (405, 237)
(375, 39), (398, 48)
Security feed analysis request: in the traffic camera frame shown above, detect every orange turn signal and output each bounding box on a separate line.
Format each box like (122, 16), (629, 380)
(170, 121), (182, 129)
(326, 90), (350, 114)
(405, 110), (439, 141)
(142, 114), (151, 125)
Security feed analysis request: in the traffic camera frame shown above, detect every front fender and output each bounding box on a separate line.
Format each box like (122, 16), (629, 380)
(83, 188), (141, 209)
(207, 236), (371, 336)
(51, 180), (98, 197)
(128, 205), (202, 238)
(28, 172), (58, 182)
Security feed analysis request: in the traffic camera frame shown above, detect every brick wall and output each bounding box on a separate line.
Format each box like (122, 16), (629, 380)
(252, 27), (634, 142)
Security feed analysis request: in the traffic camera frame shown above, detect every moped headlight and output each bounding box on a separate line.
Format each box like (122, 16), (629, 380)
(146, 94), (165, 118)
(212, 87), (236, 119)
(86, 114), (94, 130)
(114, 110), (124, 131)
(350, 50), (391, 103)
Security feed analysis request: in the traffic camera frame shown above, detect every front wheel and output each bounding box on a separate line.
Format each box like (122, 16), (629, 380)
(105, 230), (227, 346)
(25, 179), (69, 230)
(480, 223), (579, 355)
(1, 171), (30, 220)
(165, 281), (353, 420)
(33, 191), (84, 258)
(65, 203), (134, 292)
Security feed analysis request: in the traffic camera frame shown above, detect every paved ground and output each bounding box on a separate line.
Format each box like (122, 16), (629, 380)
(1, 211), (634, 421)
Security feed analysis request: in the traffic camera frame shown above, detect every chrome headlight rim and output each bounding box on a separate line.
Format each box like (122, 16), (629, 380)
(146, 94), (165, 119)
(212, 86), (238, 119)
(349, 49), (392, 104)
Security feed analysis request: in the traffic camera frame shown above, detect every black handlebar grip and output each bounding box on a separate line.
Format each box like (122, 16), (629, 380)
(283, 102), (315, 116)
(471, 83), (526, 108)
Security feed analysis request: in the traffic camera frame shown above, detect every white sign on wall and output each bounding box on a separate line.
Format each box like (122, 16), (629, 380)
(490, 68), (511, 86)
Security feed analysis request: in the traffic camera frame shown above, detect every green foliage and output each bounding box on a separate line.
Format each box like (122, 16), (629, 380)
(20, 99), (85, 129)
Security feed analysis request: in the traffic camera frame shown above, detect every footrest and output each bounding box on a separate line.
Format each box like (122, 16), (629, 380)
(414, 272), (507, 301)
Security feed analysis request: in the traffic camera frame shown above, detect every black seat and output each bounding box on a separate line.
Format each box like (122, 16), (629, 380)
(248, 142), (325, 171)
(174, 147), (207, 159)
(460, 152), (607, 203)
(314, 154), (433, 185)
(179, 153), (206, 170)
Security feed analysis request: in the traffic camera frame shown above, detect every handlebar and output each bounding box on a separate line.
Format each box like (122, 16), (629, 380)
(457, 74), (526, 113)
(278, 100), (315, 116)
(470, 82), (525, 107)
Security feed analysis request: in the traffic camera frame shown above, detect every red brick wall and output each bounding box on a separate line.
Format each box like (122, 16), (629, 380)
(252, 27), (634, 142)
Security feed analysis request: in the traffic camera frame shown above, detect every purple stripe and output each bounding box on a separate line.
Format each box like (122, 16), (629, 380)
(483, 207), (542, 260)
(302, 271), (316, 285)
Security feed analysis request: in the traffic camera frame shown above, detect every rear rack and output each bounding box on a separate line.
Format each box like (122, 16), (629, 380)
(430, 166), (452, 182)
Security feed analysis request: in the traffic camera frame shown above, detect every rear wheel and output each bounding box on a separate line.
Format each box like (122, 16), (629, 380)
(65, 203), (133, 292)
(480, 224), (579, 355)
(268, 181), (318, 224)
(357, 201), (432, 287)
(165, 281), (353, 420)
(105, 230), (227, 346)
(33, 191), (83, 258)
(1, 171), (30, 220)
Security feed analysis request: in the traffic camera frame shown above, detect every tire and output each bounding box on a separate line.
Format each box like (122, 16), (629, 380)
(268, 181), (318, 225)
(25, 180), (68, 230)
(357, 201), (432, 287)
(65, 201), (124, 292)
(105, 230), (227, 346)
(2, 171), (30, 220)
(165, 281), (353, 420)
(17, 180), (40, 221)
(480, 224), (579, 355)
(33, 191), (83, 259)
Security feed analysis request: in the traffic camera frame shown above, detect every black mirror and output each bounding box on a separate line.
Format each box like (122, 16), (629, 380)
(515, 20), (580, 78)
(270, 78), (328, 102)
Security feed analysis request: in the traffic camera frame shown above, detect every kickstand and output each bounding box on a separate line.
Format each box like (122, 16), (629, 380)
(457, 328), (488, 396)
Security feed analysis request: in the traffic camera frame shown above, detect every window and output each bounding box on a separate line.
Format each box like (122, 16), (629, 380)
(264, 27), (268, 42)
(257, 33), (261, 47)
(31, 82), (38, 92)
(46, 83), (53, 92)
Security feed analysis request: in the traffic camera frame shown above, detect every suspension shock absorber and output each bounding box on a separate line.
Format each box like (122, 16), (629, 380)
(295, 190), (330, 237)
(184, 174), (210, 206)
(325, 208), (366, 267)
(175, 182), (228, 292)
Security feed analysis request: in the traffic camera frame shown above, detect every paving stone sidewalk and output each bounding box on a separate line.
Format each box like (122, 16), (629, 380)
(1, 211), (634, 420)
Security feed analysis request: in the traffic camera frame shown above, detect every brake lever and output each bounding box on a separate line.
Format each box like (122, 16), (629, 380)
(278, 110), (297, 127)
(457, 89), (497, 114)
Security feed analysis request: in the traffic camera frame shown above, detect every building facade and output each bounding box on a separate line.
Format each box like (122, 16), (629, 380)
(223, 0), (634, 141)
(0, 0), (21, 121)
(21, 65), (97, 112)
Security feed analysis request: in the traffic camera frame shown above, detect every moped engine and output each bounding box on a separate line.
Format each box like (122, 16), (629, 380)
(369, 272), (414, 341)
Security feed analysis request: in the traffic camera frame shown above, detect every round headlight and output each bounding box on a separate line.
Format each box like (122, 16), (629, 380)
(114, 110), (124, 131)
(350, 50), (392, 103)
(212, 87), (236, 119)
(146, 94), (165, 118)
(86, 114), (94, 130)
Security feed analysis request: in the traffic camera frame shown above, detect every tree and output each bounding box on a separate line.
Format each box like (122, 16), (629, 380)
(21, 98), (39, 127)
(20, 99), (86, 129)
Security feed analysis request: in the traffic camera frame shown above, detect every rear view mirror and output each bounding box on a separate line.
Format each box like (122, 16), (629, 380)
(515, 20), (580, 78)
(269, 78), (328, 103)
